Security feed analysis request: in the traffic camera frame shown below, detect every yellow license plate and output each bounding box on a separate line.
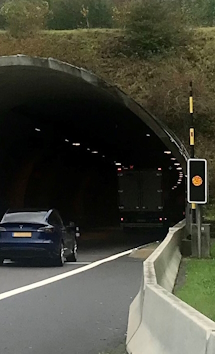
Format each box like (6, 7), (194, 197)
(13, 232), (32, 237)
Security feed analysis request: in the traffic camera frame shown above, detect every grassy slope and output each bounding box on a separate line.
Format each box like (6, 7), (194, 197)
(176, 243), (215, 321)
(0, 28), (215, 194)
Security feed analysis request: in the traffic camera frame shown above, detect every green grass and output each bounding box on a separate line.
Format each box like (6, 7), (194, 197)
(204, 201), (215, 221)
(176, 243), (215, 321)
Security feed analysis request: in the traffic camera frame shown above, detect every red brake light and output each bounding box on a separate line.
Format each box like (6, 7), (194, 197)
(38, 226), (54, 233)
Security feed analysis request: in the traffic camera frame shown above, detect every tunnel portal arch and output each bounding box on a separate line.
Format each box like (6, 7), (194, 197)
(0, 55), (188, 227)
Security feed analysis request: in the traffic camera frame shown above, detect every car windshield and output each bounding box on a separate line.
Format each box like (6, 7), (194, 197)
(1, 211), (47, 224)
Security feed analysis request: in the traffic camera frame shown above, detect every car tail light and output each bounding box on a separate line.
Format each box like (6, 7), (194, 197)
(38, 226), (54, 233)
(159, 218), (163, 222)
(121, 217), (124, 222)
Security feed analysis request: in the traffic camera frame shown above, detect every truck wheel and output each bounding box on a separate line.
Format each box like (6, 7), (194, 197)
(66, 240), (77, 262)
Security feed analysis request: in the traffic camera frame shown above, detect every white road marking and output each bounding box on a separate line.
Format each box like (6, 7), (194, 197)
(0, 249), (133, 301)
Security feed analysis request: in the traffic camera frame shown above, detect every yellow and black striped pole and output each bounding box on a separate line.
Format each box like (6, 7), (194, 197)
(189, 81), (194, 158)
(189, 81), (196, 220)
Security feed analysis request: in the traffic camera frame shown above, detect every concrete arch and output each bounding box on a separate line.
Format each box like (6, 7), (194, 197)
(0, 54), (188, 168)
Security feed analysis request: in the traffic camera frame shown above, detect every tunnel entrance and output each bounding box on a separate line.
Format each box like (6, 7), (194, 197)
(0, 55), (188, 230)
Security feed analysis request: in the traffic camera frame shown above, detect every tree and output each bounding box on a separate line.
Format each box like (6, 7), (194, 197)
(48, 0), (113, 29)
(86, 0), (113, 28)
(48, 0), (83, 29)
(1, 0), (50, 37)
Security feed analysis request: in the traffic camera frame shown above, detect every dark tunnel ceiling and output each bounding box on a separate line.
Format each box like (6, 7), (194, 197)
(0, 55), (189, 171)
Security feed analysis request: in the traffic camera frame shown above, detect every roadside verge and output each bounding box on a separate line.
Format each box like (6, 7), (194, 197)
(126, 220), (215, 354)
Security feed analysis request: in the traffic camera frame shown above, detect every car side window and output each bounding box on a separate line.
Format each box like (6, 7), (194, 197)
(48, 212), (61, 227)
(56, 213), (64, 228)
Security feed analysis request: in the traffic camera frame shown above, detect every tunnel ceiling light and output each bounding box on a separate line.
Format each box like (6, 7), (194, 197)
(91, 151), (98, 154)
(73, 143), (80, 146)
(146, 134), (150, 137)
(102, 155), (105, 158)
(171, 157), (176, 160)
(174, 163), (180, 166)
(115, 162), (121, 166)
(35, 128), (41, 132)
(176, 167), (183, 170)
(164, 151), (171, 154)
(158, 167), (162, 171)
(65, 139), (69, 143)
(87, 148), (90, 151)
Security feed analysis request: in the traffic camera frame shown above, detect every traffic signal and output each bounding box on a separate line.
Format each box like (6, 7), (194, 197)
(187, 159), (207, 204)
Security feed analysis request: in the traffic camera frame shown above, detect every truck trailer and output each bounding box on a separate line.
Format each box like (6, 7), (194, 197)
(118, 168), (184, 228)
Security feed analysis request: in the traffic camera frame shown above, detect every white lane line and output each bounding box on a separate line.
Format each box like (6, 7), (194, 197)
(0, 249), (133, 301)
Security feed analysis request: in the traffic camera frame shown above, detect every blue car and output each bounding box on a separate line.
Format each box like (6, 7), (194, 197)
(0, 209), (78, 266)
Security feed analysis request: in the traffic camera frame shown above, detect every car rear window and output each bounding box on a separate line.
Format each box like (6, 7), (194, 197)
(1, 212), (47, 223)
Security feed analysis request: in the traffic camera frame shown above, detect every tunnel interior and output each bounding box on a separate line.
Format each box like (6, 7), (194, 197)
(0, 60), (185, 229)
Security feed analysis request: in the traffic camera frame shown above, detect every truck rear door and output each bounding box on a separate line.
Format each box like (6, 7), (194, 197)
(118, 171), (140, 211)
(140, 170), (162, 211)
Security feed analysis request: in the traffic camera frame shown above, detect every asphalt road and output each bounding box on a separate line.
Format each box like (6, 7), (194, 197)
(0, 228), (166, 354)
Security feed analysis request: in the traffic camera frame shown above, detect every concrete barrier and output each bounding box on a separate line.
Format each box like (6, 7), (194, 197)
(207, 332), (215, 354)
(126, 220), (215, 354)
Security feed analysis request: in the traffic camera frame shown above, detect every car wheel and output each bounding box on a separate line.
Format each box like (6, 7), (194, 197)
(66, 240), (77, 262)
(54, 242), (65, 267)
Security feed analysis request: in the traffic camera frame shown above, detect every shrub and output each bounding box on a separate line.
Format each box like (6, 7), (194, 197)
(125, 0), (192, 56)
(1, 0), (50, 37)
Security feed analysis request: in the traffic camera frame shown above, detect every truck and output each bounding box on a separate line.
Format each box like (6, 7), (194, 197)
(118, 168), (167, 228)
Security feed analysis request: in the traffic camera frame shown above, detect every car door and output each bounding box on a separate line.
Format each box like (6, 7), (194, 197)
(48, 211), (69, 255)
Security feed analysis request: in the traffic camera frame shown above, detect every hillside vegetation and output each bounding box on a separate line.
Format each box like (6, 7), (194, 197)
(0, 28), (214, 193)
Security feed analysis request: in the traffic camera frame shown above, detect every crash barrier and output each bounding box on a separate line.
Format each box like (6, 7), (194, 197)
(126, 220), (215, 354)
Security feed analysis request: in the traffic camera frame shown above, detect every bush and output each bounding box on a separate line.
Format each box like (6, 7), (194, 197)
(125, 0), (192, 56)
(181, 0), (215, 27)
(1, 0), (50, 37)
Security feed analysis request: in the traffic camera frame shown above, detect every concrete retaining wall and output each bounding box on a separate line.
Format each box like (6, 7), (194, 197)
(126, 220), (215, 354)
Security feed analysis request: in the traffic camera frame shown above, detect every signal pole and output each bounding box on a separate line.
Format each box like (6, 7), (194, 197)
(189, 81), (196, 223)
